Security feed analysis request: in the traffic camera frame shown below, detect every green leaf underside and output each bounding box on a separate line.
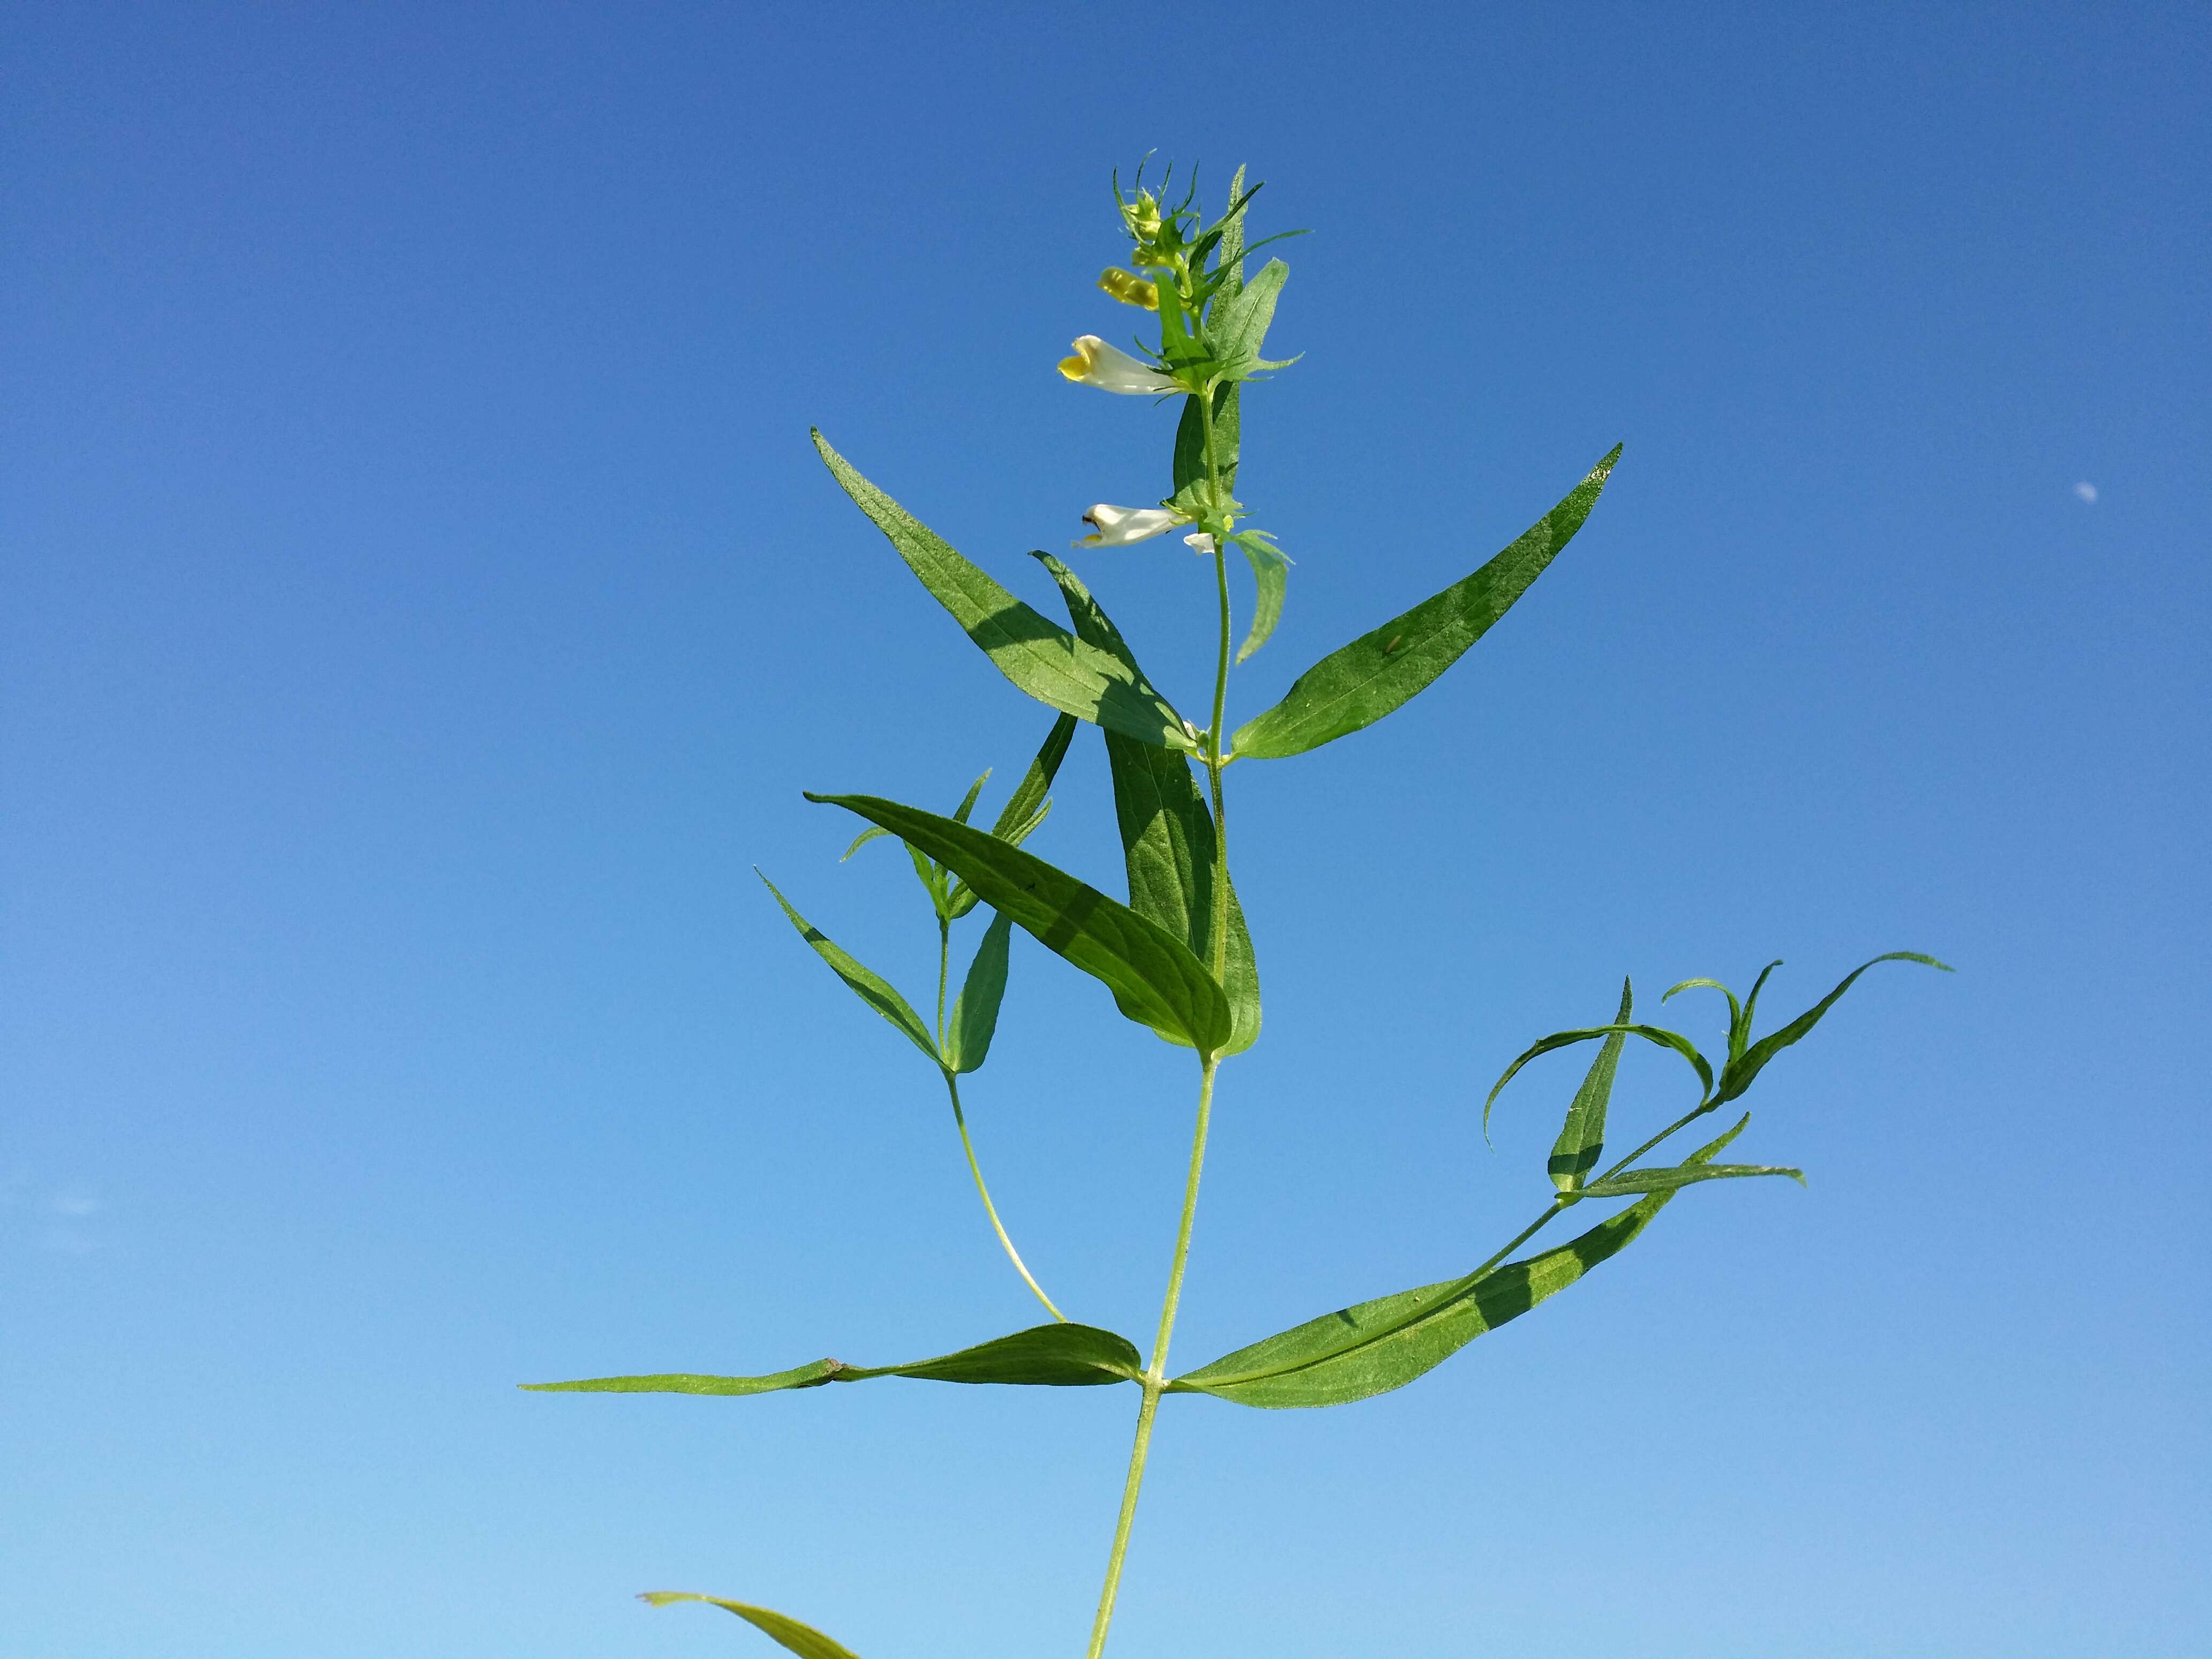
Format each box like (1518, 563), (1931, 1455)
(525, 1322), (1142, 1395)
(1232, 446), (1622, 760)
(945, 910), (1013, 1073)
(1037, 555), (1261, 1055)
(640, 1593), (862, 1659)
(1550, 978), (1632, 1190)
(804, 793), (1234, 1053)
(756, 871), (939, 1064)
(1170, 1118), (1748, 1409)
(812, 434), (1194, 753)
(1174, 383), (1239, 503)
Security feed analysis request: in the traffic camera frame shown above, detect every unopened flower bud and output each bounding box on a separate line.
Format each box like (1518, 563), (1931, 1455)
(1097, 268), (1159, 310)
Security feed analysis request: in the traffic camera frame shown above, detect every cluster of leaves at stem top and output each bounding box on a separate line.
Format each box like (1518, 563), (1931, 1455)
(521, 160), (1951, 1659)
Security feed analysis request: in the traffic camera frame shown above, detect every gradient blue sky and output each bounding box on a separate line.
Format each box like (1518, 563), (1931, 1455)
(5, 5), (2207, 1656)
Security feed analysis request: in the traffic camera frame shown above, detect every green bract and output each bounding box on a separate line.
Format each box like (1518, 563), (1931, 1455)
(530, 162), (1948, 1659)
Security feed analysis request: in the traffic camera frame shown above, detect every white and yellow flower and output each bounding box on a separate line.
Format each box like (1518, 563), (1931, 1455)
(1075, 504), (1192, 548)
(1057, 335), (1179, 395)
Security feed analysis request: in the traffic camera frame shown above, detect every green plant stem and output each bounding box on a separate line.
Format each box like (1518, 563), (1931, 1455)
(942, 1070), (1065, 1323)
(1085, 1053), (1217, 1659)
(1086, 379), (1240, 1659)
(935, 918), (950, 1050)
(1598, 1103), (1714, 1184)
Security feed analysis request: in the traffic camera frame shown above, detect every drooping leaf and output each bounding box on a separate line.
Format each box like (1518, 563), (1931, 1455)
(1231, 447), (1622, 760)
(1169, 1118), (1747, 1409)
(756, 870), (938, 1065)
(812, 433), (1195, 752)
(1488, 1021), (1714, 1134)
(1229, 530), (1288, 664)
(948, 712), (1078, 920)
(640, 1594), (862, 1659)
(805, 793), (1232, 1054)
(839, 826), (888, 862)
(1549, 978), (1632, 1192)
(1713, 951), (1952, 1105)
(1036, 555), (1261, 1055)
(944, 910), (1013, 1074)
(523, 1321), (1143, 1396)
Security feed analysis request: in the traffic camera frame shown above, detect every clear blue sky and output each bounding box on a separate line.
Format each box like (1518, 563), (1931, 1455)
(4, 5), (2206, 1656)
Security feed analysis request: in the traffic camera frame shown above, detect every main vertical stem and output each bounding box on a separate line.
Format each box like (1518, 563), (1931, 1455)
(1083, 1054), (1216, 1659)
(1085, 378), (1239, 1659)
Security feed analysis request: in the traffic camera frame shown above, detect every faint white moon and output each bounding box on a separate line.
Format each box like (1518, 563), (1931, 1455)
(2074, 481), (2098, 504)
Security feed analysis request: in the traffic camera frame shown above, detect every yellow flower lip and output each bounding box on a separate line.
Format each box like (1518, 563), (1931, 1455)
(1057, 336), (1179, 395)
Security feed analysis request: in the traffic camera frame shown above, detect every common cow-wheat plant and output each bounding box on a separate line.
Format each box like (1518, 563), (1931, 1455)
(526, 162), (1947, 1659)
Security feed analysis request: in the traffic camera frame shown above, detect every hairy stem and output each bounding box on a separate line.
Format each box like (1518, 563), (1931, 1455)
(943, 1070), (1064, 1322)
(1085, 1054), (1217, 1659)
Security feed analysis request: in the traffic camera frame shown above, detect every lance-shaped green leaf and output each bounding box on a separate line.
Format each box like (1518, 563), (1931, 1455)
(1212, 257), (1289, 377)
(1550, 978), (1632, 1192)
(944, 910), (1012, 1074)
(1172, 383), (1239, 504)
(1231, 446), (1622, 760)
(1712, 951), (1952, 1105)
(804, 793), (1233, 1053)
(1229, 530), (1289, 663)
(1575, 1163), (1803, 1199)
(640, 1594), (861, 1659)
(1488, 1020), (1715, 1134)
(1036, 555), (1261, 1055)
(1169, 1118), (1746, 1409)
(522, 1321), (1142, 1396)
(812, 432), (1195, 752)
(948, 711), (1078, 920)
(756, 870), (938, 1064)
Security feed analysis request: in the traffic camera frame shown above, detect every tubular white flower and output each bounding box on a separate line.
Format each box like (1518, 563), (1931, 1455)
(1183, 531), (1217, 556)
(1057, 335), (1180, 395)
(1076, 504), (1192, 548)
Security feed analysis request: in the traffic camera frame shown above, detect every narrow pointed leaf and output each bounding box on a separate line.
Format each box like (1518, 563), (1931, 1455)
(756, 871), (938, 1064)
(1232, 447), (1621, 760)
(1714, 952), (1953, 1105)
(1549, 978), (1631, 1192)
(945, 911), (1013, 1074)
(839, 826), (888, 862)
(640, 1594), (862, 1659)
(1574, 1163), (1803, 1198)
(522, 1321), (1142, 1396)
(1169, 1118), (1746, 1409)
(812, 432), (1195, 751)
(1230, 532), (1288, 663)
(1488, 1021), (1714, 1134)
(951, 771), (990, 825)
(805, 793), (1232, 1053)
(1037, 555), (1261, 1054)
(949, 712), (1078, 920)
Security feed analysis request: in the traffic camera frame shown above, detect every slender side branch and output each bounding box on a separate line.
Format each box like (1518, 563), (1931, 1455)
(944, 1071), (1065, 1323)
